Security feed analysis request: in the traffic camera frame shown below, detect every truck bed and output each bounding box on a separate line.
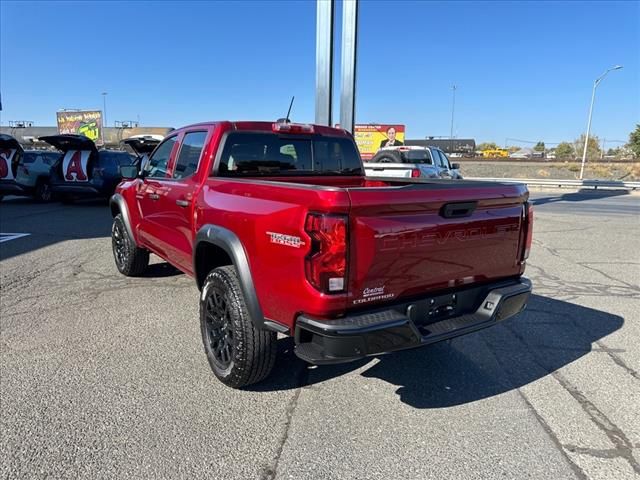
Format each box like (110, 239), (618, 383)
(199, 175), (528, 322)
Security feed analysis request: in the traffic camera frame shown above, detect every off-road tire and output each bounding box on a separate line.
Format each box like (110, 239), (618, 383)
(371, 149), (403, 164)
(111, 213), (149, 276)
(200, 265), (277, 388)
(34, 179), (52, 203)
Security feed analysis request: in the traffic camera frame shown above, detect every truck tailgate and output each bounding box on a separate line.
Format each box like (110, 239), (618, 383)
(364, 163), (415, 178)
(346, 180), (528, 307)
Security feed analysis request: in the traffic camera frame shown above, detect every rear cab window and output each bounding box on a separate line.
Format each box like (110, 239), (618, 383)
(216, 132), (361, 176)
(405, 149), (432, 164)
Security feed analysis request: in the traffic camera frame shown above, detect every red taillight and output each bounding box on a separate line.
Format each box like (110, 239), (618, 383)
(522, 202), (534, 261)
(272, 122), (314, 134)
(411, 168), (421, 178)
(305, 213), (348, 294)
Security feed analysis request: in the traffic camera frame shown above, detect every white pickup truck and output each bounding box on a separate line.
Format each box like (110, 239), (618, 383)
(364, 146), (463, 179)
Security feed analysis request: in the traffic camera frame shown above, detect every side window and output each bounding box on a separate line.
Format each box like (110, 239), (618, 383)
(145, 136), (177, 178)
(433, 150), (446, 168)
(44, 153), (58, 166)
(21, 153), (36, 165)
(439, 150), (452, 169)
(173, 131), (207, 179)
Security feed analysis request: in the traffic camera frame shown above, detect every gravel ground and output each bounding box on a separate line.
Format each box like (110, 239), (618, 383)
(458, 161), (640, 181)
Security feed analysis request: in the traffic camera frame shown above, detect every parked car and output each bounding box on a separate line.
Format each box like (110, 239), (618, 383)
(510, 149), (532, 159)
(0, 134), (61, 202)
(39, 134), (136, 202)
(110, 120), (533, 388)
(364, 146), (463, 179)
(121, 134), (163, 172)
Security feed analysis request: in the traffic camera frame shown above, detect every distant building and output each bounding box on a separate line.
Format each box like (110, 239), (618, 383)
(405, 138), (476, 155)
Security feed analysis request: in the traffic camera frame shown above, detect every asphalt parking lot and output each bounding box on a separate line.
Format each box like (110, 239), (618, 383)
(1, 190), (639, 480)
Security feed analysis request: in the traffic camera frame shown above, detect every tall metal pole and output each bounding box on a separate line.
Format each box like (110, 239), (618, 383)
(579, 83), (597, 179)
(449, 84), (457, 153)
(315, 0), (334, 126)
(340, 0), (358, 133)
(579, 65), (622, 179)
(101, 92), (108, 145)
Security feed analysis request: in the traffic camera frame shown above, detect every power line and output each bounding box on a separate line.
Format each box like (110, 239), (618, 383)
(505, 137), (562, 146)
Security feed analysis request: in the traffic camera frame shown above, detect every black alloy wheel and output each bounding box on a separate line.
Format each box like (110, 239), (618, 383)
(204, 286), (235, 370)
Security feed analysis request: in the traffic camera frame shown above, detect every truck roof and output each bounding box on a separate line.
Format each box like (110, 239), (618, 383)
(171, 121), (353, 138)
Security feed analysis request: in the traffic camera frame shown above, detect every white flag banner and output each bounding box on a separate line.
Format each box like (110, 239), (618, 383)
(0, 148), (17, 180)
(62, 150), (91, 182)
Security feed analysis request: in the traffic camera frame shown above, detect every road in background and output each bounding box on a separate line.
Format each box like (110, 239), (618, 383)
(1, 191), (639, 479)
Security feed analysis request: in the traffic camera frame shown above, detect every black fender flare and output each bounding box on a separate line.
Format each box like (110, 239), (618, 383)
(109, 193), (135, 242)
(195, 224), (282, 332)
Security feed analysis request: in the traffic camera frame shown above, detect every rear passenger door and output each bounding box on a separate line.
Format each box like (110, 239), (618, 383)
(157, 130), (209, 273)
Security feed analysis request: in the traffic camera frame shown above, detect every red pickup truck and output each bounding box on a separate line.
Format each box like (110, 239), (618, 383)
(110, 121), (533, 388)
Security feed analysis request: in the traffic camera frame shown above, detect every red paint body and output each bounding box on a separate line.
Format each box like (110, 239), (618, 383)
(117, 121), (530, 330)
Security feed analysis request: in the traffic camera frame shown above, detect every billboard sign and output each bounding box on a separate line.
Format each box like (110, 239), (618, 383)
(353, 124), (405, 160)
(56, 110), (103, 144)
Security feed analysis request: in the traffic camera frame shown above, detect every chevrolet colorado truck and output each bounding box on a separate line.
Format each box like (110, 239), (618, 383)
(110, 121), (533, 388)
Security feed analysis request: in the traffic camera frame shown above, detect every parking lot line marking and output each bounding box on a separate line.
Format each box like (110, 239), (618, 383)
(0, 233), (31, 243)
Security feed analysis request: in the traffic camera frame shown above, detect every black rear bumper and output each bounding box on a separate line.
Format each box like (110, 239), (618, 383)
(294, 277), (532, 365)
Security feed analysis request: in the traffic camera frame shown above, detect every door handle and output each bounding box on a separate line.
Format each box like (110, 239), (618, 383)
(176, 199), (190, 207)
(148, 193), (160, 200)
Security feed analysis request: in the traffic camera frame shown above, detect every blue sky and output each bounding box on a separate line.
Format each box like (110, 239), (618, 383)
(1, 0), (638, 146)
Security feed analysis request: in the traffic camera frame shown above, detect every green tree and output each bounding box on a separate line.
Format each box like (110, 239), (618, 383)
(628, 124), (640, 158)
(555, 142), (575, 159)
(477, 142), (498, 151)
(606, 147), (621, 157)
(533, 141), (545, 152)
(574, 134), (601, 160)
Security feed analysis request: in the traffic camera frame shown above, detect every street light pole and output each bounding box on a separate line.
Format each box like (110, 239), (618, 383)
(579, 65), (622, 179)
(450, 84), (457, 154)
(101, 92), (108, 145)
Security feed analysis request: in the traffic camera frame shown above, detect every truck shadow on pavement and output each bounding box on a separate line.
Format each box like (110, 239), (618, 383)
(530, 188), (629, 207)
(257, 295), (624, 409)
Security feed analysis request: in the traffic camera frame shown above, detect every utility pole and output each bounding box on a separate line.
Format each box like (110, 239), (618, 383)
(101, 92), (108, 145)
(580, 65), (622, 179)
(450, 84), (457, 153)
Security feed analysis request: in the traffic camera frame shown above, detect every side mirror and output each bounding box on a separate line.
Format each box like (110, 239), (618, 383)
(120, 165), (139, 179)
(451, 163), (461, 170)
